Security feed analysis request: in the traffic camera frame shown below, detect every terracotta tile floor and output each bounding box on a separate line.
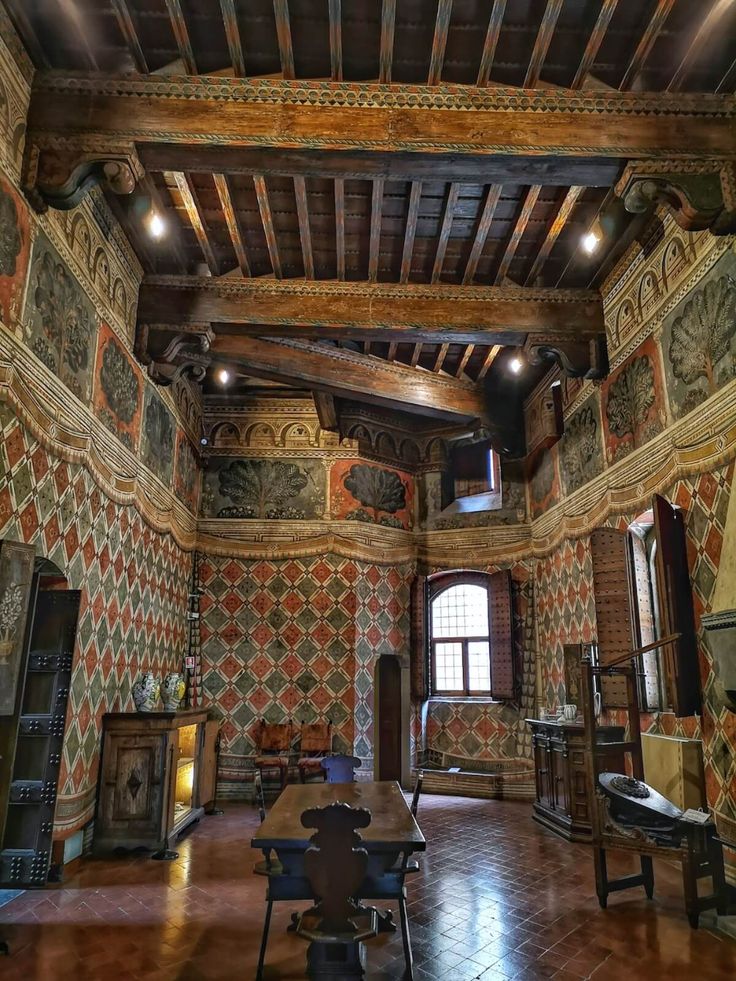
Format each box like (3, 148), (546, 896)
(0, 795), (734, 980)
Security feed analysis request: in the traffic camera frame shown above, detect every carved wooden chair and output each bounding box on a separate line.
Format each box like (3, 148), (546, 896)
(321, 753), (362, 783)
(254, 719), (292, 792)
(297, 719), (332, 783)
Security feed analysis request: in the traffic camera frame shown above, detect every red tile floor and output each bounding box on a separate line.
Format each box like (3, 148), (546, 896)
(0, 795), (734, 980)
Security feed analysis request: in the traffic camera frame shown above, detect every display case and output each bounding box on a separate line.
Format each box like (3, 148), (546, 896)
(94, 708), (216, 857)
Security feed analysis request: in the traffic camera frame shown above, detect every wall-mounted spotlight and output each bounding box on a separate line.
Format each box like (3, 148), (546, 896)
(581, 229), (601, 255)
(216, 367), (231, 385)
(146, 209), (165, 240)
(509, 356), (523, 375)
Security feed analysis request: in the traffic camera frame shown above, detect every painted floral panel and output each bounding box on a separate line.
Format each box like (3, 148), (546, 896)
(0, 170), (31, 329)
(528, 445), (560, 520)
(559, 390), (604, 497)
(331, 460), (414, 530)
(23, 232), (96, 403)
(660, 249), (736, 420)
(174, 430), (200, 513)
(0, 540), (35, 715)
(202, 457), (326, 519)
(140, 386), (175, 485)
(92, 322), (142, 451)
(600, 336), (666, 465)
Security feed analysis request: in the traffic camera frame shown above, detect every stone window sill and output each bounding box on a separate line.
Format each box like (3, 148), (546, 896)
(428, 696), (503, 705)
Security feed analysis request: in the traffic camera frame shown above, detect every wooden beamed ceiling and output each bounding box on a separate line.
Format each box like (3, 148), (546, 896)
(9, 0), (736, 436)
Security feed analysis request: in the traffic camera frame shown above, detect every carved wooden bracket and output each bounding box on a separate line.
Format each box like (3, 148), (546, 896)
(135, 324), (213, 387)
(616, 162), (736, 236)
(524, 336), (608, 380)
(21, 141), (144, 212)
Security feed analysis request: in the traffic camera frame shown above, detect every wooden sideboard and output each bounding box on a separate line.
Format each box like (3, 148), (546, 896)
(94, 709), (219, 857)
(527, 719), (626, 843)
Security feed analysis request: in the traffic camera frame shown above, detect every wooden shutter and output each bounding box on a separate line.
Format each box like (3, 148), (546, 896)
(653, 494), (701, 717)
(409, 575), (428, 700)
(490, 569), (514, 699)
(590, 528), (637, 706)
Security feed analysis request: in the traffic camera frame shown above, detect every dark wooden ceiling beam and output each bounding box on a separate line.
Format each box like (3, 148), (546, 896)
(213, 173), (250, 276)
(620, 0), (676, 91)
(334, 178), (345, 280)
(293, 176), (314, 279)
(386, 341), (399, 361)
(432, 343), (450, 373)
(210, 336), (486, 421)
(525, 185), (583, 285)
(253, 175), (282, 278)
(455, 344), (475, 378)
(328, 0), (343, 81)
(273, 0), (295, 79)
(164, 0), (197, 74)
(476, 345), (501, 380)
(368, 179), (385, 282)
(572, 0), (619, 89)
(524, 0), (564, 87)
(400, 180), (422, 284)
(220, 0), (247, 77)
(432, 183), (460, 284)
(477, 0), (507, 85)
(495, 185), (541, 285)
(463, 184), (502, 285)
(111, 0), (149, 73)
(668, 0), (736, 92)
(168, 172), (218, 274)
(410, 344), (423, 368)
(138, 277), (605, 344)
(314, 391), (339, 430)
(428, 0), (454, 85)
(379, 0), (397, 83)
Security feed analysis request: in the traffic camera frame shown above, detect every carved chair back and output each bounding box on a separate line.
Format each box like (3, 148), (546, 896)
(321, 754), (362, 783)
(257, 719), (292, 754)
(299, 720), (332, 755)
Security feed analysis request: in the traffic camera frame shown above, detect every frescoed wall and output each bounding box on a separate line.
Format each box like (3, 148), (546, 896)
(331, 460), (414, 530)
(202, 456), (326, 519)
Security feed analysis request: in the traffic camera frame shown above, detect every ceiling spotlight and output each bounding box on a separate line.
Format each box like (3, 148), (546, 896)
(216, 367), (231, 385)
(581, 230), (601, 255)
(146, 210), (165, 240)
(509, 356), (523, 375)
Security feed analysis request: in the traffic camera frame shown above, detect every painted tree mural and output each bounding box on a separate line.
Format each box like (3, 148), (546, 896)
(0, 184), (21, 279)
(218, 460), (309, 518)
(605, 355), (655, 449)
(561, 404), (601, 494)
(669, 273), (736, 394)
(343, 463), (406, 528)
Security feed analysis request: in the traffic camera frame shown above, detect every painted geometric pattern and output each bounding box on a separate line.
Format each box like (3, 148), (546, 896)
(198, 553), (412, 786)
(0, 406), (191, 829)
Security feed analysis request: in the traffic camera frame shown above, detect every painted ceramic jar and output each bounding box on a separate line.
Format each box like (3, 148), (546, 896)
(132, 671), (159, 712)
(161, 672), (185, 712)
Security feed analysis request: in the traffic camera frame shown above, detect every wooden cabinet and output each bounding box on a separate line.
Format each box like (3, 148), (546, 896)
(94, 709), (217, 856)
(528, 719), (625, 843)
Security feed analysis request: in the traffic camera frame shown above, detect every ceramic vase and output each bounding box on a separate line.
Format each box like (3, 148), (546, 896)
(161, 672), (185, 712)
(132, 672), (159, 712)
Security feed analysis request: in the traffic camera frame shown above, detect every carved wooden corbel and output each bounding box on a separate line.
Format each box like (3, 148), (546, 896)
(616, 162), (736, 236)
(144, 330), (213, 387)
(21, 140), (144, 212)
(524, 335), (609, 380)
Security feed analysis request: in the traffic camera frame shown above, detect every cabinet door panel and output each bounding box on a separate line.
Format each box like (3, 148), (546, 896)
(101, 735), (165, 835)
(550, 744), (568, 813)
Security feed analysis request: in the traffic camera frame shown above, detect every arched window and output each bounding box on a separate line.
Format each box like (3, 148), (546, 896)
(429, 574), (493, 696)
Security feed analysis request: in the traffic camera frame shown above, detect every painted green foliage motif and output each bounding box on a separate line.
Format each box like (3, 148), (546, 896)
(100, 338), (139, 424)
(605, 355), (655, 449)
(0, 184), (21, 279)
(344, 463), (406, 528)
(140, 388), (175, 483)
(561, 402), (602, 494)
(23, 234), (95, 402)
(217, 459), (310, 518)
(531, 450), (555, 506)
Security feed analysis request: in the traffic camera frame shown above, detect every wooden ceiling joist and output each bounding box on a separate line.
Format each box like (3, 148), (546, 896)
(253, 175), (282, 278)
(213, 173), (250, 276)
(313, 391), (339, 430)
(495, 185), (541, 285)
(138, 277), (605, 346)
(432, 343), (450, 373)
(428, 0), (453, 85)
(668, 0), (736, 92)
(432, 183), (460, 284)
(293, 176), (314, 278)
(525, 185), (583, 285)
(400, 180), (422, 284)
(168, 172), (218, 275)
(220, 0), (247, 77)
(524, 0), (564, 88)
(272, 0), (295, 79)
(334, 178), (345, 280)
(455, 344), (475, 378)
(386, 341), (399, 361)
(620, 0), (676, 91)
(379, 0), (397, 83)
(111, 0), (149, 74)
(164, 0), (197, 74)
(463, 184), (502, 285)
(368, 179), (385, 282)
(410, 343), (423, 368)
(328, 0), (343, 81)
(476, 345), (502, 380)
(572, 0), (619, 89)
(477, 0), (507, 85)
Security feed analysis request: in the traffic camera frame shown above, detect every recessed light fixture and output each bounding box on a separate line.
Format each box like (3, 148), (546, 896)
(509, 356), (523, 375)
(216, 367), (231, 385)
(146, 210), (165, 240)
(582, 230), (601, 255)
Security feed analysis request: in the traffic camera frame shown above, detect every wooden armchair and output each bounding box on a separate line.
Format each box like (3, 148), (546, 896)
(254, 719), (293, 791)
(297, 719), (332, 783)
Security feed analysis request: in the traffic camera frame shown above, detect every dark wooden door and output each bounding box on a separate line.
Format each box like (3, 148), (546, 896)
(377, 655), (401, 782)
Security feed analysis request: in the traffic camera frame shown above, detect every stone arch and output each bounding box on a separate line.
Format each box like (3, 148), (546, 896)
(210, 421), (241, 447)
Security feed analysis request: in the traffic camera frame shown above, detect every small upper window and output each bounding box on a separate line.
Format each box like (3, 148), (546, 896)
(430, 577), (492, 695)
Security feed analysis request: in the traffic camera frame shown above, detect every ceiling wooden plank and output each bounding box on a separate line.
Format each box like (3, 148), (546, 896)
(139, 277), (606, 345)
(432, 343), (450, 373)
(368, 178), (385, 283)
(476, 0), (507, 85)
(111, 0), (149, 73)
(524, 0), (564, 87)
(211, 336), (487, 421)
(455, 344), (475, 378)
(555, 188), (614, 287)
(432, 182), (460, 284)
(168, 171), (218, 274)
(328, 0), (343, 81)
(494, 185), (542, 285)
(213, 173), (250, 276)
(273, 0), (295, 79)
(476, 344), (502, 380)
(524, 185), (583, 285)
(428, 0), (454, 85)
(314, 391), (339, 430)
(334, 178), (345, 280)
(571, 0), (619, 89)
(164, 0), (197, 74)
(379, 0), (397, 83)
(410, 343), (423, 367)
(364, 341), (372, 355)
(253, 174), (282, 278)
(219, 0), (247, 77)
(463, 184), (502, 285)
(293, 176), (315, 279)
(400, 180), (422, 284)
(387, 341), (399, 361)
(668, 0), (736, 92)
(620, 0), (676, 91)
(4, 2), (49, 68)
